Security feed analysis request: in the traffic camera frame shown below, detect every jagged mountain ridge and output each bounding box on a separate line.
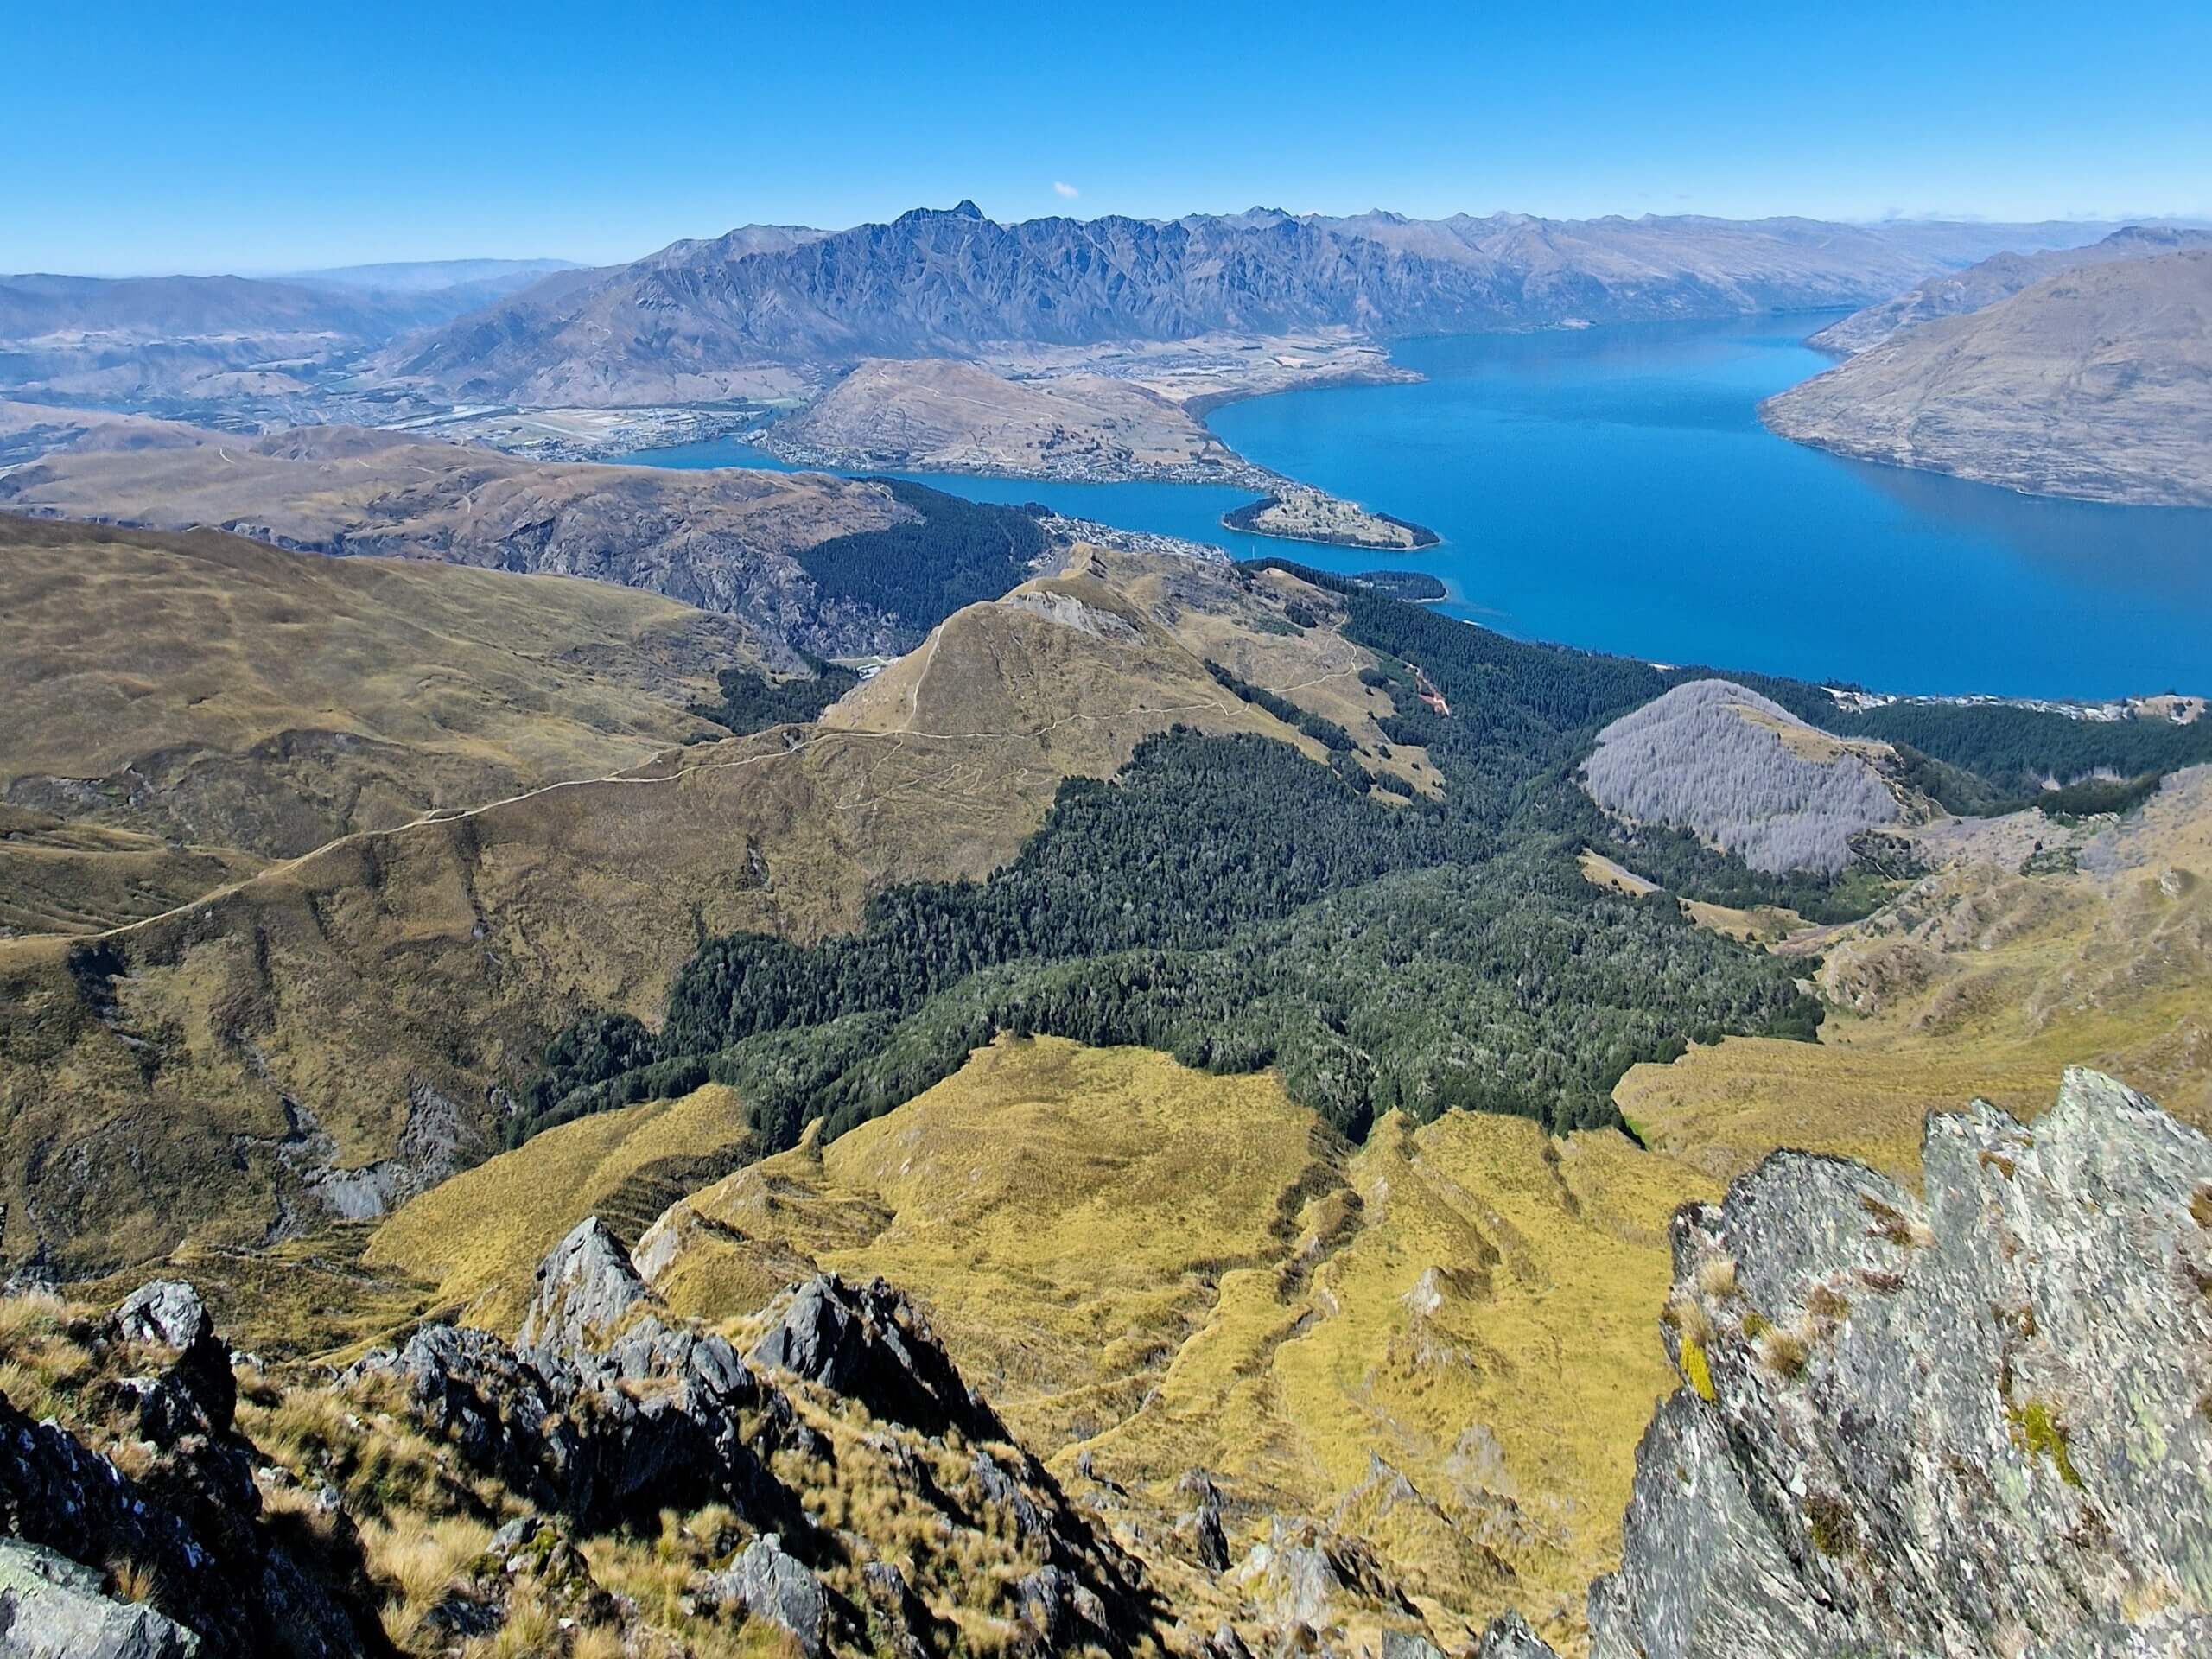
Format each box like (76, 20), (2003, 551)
(0, 1224), (1166, 1656)
(387, 204), (2125, 404)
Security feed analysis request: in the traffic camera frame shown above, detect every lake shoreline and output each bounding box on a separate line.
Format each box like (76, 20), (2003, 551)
(626, 313), (2211, 702)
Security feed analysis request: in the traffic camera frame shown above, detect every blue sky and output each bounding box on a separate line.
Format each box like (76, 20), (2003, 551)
(6, 1), (2208, 274)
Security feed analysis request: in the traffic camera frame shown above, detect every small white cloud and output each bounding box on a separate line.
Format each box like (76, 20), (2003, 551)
(1053, 181), (1080, 200)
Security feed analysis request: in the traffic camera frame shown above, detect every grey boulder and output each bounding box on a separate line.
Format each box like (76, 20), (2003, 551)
(0, 1539), (199, 1659)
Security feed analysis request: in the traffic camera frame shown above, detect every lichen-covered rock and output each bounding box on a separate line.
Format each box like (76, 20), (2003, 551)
(111, 1280), (234, 1436)
(515, 1216), (652, 1359)
(1177, 1470), (1230, 1573)
(1230, 1516), (1418, 1636)
(696, 1533), (827, 1657)
(1381, 1630), (1452, 1659)
(0, 1309), (375, 1656)
(1467, 1610), (1550, 1659)
(350, 1233), (808, 1535)
(421, 1514), (620, 1643)
(858, 1559), (936, 1659)
(1010, 1563), (1113, 1652)
(0, 1537), (200, 1658)
(353, 1220), (1166, 1654)
(1496, 1068), (2212, 1656)
(748, 1273), (1007, 1441)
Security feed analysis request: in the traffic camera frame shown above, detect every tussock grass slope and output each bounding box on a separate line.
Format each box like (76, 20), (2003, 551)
(0, 513), (753, 895)
(577, 1035), (1713, 1650)
(5, 543), (1366, 1275)
(365, 1084), (755, 1335)
(1617, 766), (2212, 1180)
(0, 804), (267, 938)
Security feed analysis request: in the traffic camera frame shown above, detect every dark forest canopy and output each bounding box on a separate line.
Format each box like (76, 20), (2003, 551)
(795, 479), (1048, 645)
(1351, 569), (1447, 601)
(690, 654), (861, 735)
(526, 555), (2198, 1160)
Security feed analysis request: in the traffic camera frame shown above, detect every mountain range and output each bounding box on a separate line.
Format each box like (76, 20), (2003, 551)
(380, 204), (2133, 404)
(0, 259), (570, 421)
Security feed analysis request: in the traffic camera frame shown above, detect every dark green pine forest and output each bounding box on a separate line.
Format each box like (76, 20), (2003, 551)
(522, 557), (2202, 1160)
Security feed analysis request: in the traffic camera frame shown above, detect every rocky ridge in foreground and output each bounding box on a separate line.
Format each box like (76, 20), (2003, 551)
(0, 1219), (1170, 1656)
(5, 1068), (2204, 1656)
(1480, 1067), (2212, 1656)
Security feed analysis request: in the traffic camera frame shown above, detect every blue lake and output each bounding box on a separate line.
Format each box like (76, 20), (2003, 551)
(628, 315), (2212, 699)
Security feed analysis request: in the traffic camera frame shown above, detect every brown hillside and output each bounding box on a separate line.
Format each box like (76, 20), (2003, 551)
(0, 514), (753, 893)
(0, 404), (913, 657)
(1762, 248), (2212, 505)
(0, 543), (1398, 1275)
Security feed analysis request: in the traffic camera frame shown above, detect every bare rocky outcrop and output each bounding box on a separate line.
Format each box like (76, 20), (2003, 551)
(1478, 1067), (2212, 1656)
(352, 1217), (810, 1535)
(0, 1283), (382, 1656)
(1581, 678), (1910, 875)
(748, 1271), (1008, 1442)
(695, 1533), (830, 1657)
(0, 1537), (200, 1659)
(350, 1219), (1163, 1653)
(1230, 1516), (1419, 1634)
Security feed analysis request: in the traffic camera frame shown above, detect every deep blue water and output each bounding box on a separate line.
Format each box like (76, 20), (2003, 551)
(626, 315), (2212, 698)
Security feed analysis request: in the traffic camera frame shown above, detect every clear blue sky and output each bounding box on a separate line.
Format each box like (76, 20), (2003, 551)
(7, 1), (2208, 275)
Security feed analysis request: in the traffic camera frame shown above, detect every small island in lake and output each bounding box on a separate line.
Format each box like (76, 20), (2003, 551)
(1224, 484), (1440, 551)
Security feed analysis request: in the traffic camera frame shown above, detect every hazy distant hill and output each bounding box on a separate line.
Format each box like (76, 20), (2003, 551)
(1808, 225), (2212, 354)
(0, 262), (575, 416)
(279, 256), (577, 293)
(385, 203), (2123, 404)
(0, 270), (415, 340)
(1763, 248), (2212, 506)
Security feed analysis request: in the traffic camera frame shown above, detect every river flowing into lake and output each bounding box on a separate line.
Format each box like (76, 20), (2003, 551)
(628, 314), (2212, 699)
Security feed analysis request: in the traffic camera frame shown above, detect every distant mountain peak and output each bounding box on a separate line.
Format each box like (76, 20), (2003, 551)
(376, 207), (2144, 404)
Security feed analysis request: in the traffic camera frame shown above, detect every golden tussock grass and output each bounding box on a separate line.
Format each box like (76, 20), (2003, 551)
(366, 1084), (756, 1334)
(1618, 770), (2212, 1185)
(105, 1558), (159, 1605)
(0, 515), (749, 828)
(369, 1512), (495, 1609)
(0, 1290), (98, 1420)
(638, 1036), (1710, 1651)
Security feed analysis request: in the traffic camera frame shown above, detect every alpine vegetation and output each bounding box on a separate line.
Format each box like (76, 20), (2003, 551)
(1581, 679), (1901, 875)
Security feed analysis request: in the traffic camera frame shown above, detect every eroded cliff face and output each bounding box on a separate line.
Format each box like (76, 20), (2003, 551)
(1486, 1067), (2212, 1656)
